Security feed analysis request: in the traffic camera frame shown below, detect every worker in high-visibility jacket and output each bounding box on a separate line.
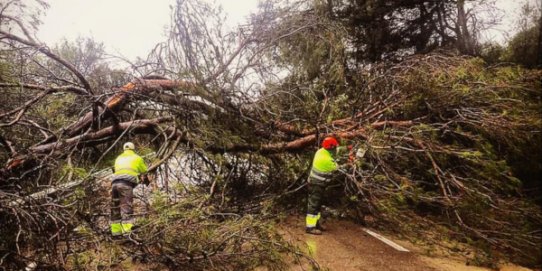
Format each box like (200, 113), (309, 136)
(110, 142), (148, 236)
(306, 136), (348, 235)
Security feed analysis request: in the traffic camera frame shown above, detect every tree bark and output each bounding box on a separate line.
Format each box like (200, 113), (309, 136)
(456, 0), (475, 55)
(538, 14), (542, 67)
(63, 79), (193, 137)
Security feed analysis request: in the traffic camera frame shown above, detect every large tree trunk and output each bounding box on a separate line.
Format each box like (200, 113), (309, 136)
(62, 79), (193, 137)
(538, 14), (542, 67)
(456, 0), (476, 55)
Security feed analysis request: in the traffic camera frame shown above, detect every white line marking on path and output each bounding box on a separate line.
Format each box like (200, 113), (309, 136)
(363, 228), (410, 252)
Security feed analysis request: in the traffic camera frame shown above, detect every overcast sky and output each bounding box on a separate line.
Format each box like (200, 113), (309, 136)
(38, 0), (259, 61)
(37, 0), (537, 62)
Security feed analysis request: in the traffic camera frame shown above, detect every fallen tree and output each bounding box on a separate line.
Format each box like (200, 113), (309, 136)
(1, 0), (541, 269)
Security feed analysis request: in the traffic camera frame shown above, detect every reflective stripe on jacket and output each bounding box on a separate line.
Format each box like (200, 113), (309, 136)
(114, 150), (147, 181)
(309, 167), (333, 182)
(309, 148), (337, 182)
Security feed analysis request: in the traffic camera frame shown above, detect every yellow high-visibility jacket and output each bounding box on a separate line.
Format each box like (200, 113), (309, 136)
(309, 148), (337, 182)
(312, 148), (337, 172)
(114, 150), (148, 181)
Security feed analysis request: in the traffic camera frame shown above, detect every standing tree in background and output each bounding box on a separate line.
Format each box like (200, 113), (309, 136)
(504, 2), (542, 68)
(322, 0), (500, 62)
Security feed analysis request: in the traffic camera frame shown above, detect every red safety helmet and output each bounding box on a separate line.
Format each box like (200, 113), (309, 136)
(322, 136), (339, 150)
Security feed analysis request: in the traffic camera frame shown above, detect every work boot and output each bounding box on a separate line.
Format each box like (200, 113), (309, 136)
(305, 227), (322, 235)
(316, 221), (326, 231)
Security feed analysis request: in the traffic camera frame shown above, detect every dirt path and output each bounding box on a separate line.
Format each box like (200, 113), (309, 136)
(281, 216), (531, 271)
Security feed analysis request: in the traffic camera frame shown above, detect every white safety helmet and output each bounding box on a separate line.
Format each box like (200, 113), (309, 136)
(123, 142), (135, 150)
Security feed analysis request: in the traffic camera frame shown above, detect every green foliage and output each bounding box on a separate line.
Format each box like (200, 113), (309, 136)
(61, 165), (88, 180)
(503, 25), (540, 68)
(130, 194), (291, 270)
(328, 54), (542, 266)
(502, 3), (541, 68)
(273, 15), (347, 83)
(479, 42), (506, 64)
(0, 57), (15, 82)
